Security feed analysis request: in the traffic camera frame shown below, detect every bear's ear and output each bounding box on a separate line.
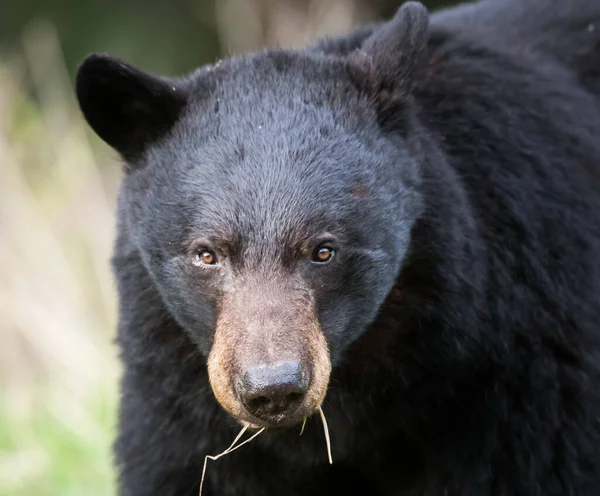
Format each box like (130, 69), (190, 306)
(76, 53), (188, 162)
(346, 1), (429, 100)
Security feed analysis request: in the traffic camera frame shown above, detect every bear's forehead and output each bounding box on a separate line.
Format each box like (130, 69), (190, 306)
(164, 103), (382, 211)
(166, 52), (381, 181)
(144, 121), (382, 249)
(183, 51), (367, 123)
(158, 54), (382, 193)
(171, 130), (375, 232)
(139, 51), (405, 247)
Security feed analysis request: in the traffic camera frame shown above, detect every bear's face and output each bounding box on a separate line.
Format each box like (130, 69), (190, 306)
(76, 3), (430, 428)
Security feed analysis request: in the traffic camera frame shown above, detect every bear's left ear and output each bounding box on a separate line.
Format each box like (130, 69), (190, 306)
(76, 53), (188, 162)
(346, 1), (429, 101)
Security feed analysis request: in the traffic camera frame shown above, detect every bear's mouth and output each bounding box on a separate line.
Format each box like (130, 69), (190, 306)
(242, 420), (296, 432)
(237, 409), (310, 431)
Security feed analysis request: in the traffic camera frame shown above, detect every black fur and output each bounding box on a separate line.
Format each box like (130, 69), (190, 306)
(76, 0), (600, 494)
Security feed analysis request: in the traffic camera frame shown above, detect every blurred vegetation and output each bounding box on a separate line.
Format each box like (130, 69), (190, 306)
(0, 1), (454, 495)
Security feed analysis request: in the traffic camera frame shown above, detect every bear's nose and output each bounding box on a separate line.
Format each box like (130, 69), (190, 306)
(238, 361), (308, 420)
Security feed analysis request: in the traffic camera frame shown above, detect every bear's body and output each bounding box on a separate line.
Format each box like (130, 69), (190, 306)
(76, 0), (600, 494)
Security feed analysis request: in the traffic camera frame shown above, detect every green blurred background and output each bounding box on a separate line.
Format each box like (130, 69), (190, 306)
(0, 0), (454, 494)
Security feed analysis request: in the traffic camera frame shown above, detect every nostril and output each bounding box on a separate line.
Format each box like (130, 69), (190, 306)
(285, 392), (304, 406)
(243, 388), (306, 416)
(248, 396), (272, 410)
(286, 392), (304, 404)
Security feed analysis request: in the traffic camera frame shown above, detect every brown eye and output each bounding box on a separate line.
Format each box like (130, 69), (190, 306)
(312, 246), (335, 264)
(197, 250), (217, 265)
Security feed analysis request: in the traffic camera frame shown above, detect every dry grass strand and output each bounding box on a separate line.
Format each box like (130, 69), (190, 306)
(318, 407), (333, 465)
(199, 424), (265, 496)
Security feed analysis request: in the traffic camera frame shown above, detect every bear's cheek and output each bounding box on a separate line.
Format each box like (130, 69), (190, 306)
(315, 256), (399, 362)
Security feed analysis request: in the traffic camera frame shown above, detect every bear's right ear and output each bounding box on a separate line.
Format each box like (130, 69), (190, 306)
(76, 54), (188, 162)
(346, 2), (429, 101)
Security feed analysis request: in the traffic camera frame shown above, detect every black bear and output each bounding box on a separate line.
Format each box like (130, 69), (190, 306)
(75, 0), (600, 494)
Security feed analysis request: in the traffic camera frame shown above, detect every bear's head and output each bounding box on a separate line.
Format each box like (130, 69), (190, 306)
(76, 2), (430, 429)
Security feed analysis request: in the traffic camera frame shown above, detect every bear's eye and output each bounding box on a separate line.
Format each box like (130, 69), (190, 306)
(197, 250), (217, 266)
(312, 246), (335, 264)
